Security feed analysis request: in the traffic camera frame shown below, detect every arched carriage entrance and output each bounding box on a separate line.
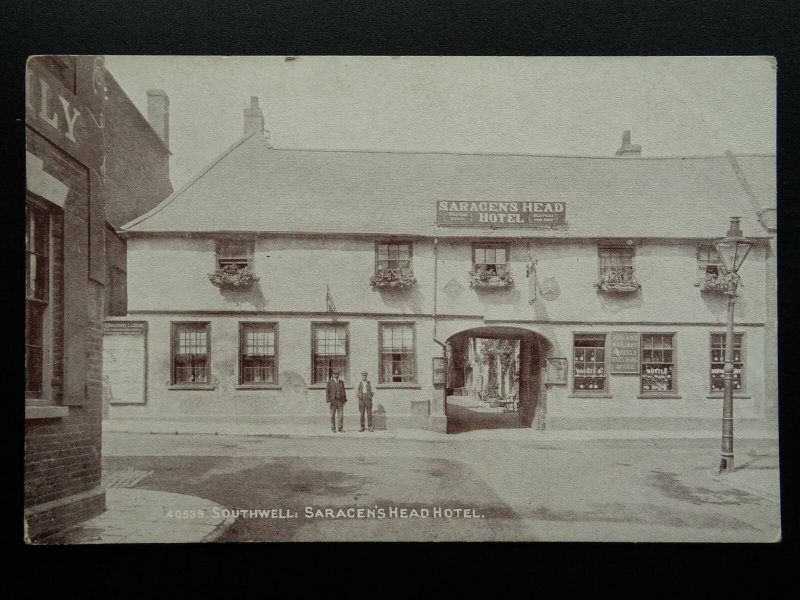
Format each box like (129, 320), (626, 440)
(444, 326), (551, 433)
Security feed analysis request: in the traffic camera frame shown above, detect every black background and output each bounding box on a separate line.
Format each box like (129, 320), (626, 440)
(4, 0), (797, 591)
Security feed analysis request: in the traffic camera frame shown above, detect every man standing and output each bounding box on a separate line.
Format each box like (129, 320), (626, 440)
(357, 371), (374, 432)
(326, 369), (347, 432)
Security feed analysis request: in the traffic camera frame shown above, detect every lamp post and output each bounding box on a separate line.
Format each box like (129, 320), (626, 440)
(714, 217), (754, 474)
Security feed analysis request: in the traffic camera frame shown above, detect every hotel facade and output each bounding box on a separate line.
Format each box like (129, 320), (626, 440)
(109, 98), (777, 435)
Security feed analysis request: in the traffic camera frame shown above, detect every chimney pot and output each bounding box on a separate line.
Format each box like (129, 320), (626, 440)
(146, 89), (169, 149)
(244, 96), (265, 136)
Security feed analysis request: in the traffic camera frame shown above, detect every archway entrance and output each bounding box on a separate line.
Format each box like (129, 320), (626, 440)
(444, 326), (551, 433)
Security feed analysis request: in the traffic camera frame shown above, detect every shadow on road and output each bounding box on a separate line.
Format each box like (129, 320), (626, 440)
(446, 399), (527, 434)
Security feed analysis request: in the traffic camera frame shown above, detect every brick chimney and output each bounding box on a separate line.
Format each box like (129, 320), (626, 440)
(244, 96), (265, 136)
(146, 89), (169, 149)
(615, 130), (641, 157)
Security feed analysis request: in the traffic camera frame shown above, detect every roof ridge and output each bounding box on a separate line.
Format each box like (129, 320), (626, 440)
(121, 131), (262, 230)
(259, 146), (765, 160)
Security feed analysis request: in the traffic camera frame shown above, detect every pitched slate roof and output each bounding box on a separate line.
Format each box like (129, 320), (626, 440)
(122, 132), (774, 239)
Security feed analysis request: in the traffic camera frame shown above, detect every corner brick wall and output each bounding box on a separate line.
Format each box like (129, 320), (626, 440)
(24, 62), (107, 539)
(24, 199), (105, 541)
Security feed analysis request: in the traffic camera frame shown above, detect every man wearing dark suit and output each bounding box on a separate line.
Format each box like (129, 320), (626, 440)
(326, 369), (347, 432)
(357, 371), (374, 432)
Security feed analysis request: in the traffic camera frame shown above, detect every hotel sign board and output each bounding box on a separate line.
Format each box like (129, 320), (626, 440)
(609, 331), (640, 375)
(436, 201), (566, 227)
(103, 321), (147, 405)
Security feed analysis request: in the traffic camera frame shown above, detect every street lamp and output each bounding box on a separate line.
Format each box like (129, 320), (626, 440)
(714, 216), (754, 474)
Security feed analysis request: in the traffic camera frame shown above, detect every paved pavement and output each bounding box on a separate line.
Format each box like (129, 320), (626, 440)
(49, 426), (781, 543)
(49, 488), (234, 544)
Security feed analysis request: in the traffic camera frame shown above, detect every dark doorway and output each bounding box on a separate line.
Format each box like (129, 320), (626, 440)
(444, 327), (550, 433)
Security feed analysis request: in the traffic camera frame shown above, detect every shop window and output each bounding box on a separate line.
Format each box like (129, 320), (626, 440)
(710, 333), (744, 393)
(473, 243), (509, 276)
(596, 245), (640, 292)
(171, 322), (210, 384)
(379, 323), (416, 383)
(216, 239), (254, 270)
(312, 323), (348, 384)
(25, 202), (51, 398)
(239, 323), (277, 384)
(572, 334), (607, 393)
(640, 333), (675, 393)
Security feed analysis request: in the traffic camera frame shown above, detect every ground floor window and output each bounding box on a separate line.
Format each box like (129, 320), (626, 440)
(239, 323), (277, 384)
(26, 201), (51, 398)
(640, 333), (675, 392)
(572, 333), (607, 392)
(379, 323), (416, 383)
(312, 323), (348, 383)
(172, 322), (210, 384)
(710, 333), (743, 393)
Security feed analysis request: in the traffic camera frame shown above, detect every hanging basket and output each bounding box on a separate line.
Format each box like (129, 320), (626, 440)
(370, 268), (417, 289)
(208, 265), (259, 289)
(594, 267), (640, 294)
(699, 272), (734, 294)
(469, 269), (513, 289)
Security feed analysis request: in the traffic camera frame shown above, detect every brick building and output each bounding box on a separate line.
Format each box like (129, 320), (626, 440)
(24, 55), (172, 541)
(111, 98), (776, 436)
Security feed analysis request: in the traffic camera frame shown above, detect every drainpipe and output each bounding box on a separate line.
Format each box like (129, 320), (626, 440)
(428, 237), (448, 432)
(433, 237), (441, 348)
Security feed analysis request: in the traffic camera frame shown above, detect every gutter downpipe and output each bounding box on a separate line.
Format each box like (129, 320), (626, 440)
(429, 237), (448, 433)
(433, 237), (446, 354)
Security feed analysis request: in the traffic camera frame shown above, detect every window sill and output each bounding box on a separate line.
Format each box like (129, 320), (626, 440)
(376, 383), (421, 389)
(168, 384), (216, 391)
(235, 384), (282, 391)
(25, 405), (69, 420)
(636, 394), (683, 400)
(568, 394), (613, 399)
(706, 394), (751, 399)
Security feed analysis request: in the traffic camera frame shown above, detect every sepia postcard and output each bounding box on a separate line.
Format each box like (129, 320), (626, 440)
(24, 55), (779, 543)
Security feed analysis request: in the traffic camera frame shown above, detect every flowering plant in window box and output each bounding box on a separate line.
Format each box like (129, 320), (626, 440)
(594, 266), (641, 293)
(699, 271), (735, 294)
(370, 267), (417, 289)
(468, 268), (513, 289)
(208, 264), (259, 289)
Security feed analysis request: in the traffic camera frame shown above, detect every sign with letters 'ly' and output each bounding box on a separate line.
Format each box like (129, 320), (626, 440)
(436, 201), (567, 227)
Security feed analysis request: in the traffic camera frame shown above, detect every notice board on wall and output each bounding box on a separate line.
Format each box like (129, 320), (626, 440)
(103, 321), (147, 404)
(609, 331), (640, 374)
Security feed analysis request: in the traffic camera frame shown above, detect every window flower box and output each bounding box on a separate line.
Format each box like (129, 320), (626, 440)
(594, 266), (640, 293)
(208, 264), (259, 289)
(699, 271), (733, 294)
(370, 267), (417, 289)
(469, 268), (513, 289)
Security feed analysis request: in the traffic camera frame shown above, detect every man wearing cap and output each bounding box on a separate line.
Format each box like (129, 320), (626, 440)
(357, 371), (374, 432)
(326, 369), (347, 432)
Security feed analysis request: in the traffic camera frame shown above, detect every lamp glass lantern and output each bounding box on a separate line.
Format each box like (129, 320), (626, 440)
(714, 217), (754, 276)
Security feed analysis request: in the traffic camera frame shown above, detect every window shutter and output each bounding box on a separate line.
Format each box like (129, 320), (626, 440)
(62, 209), (88, 405)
